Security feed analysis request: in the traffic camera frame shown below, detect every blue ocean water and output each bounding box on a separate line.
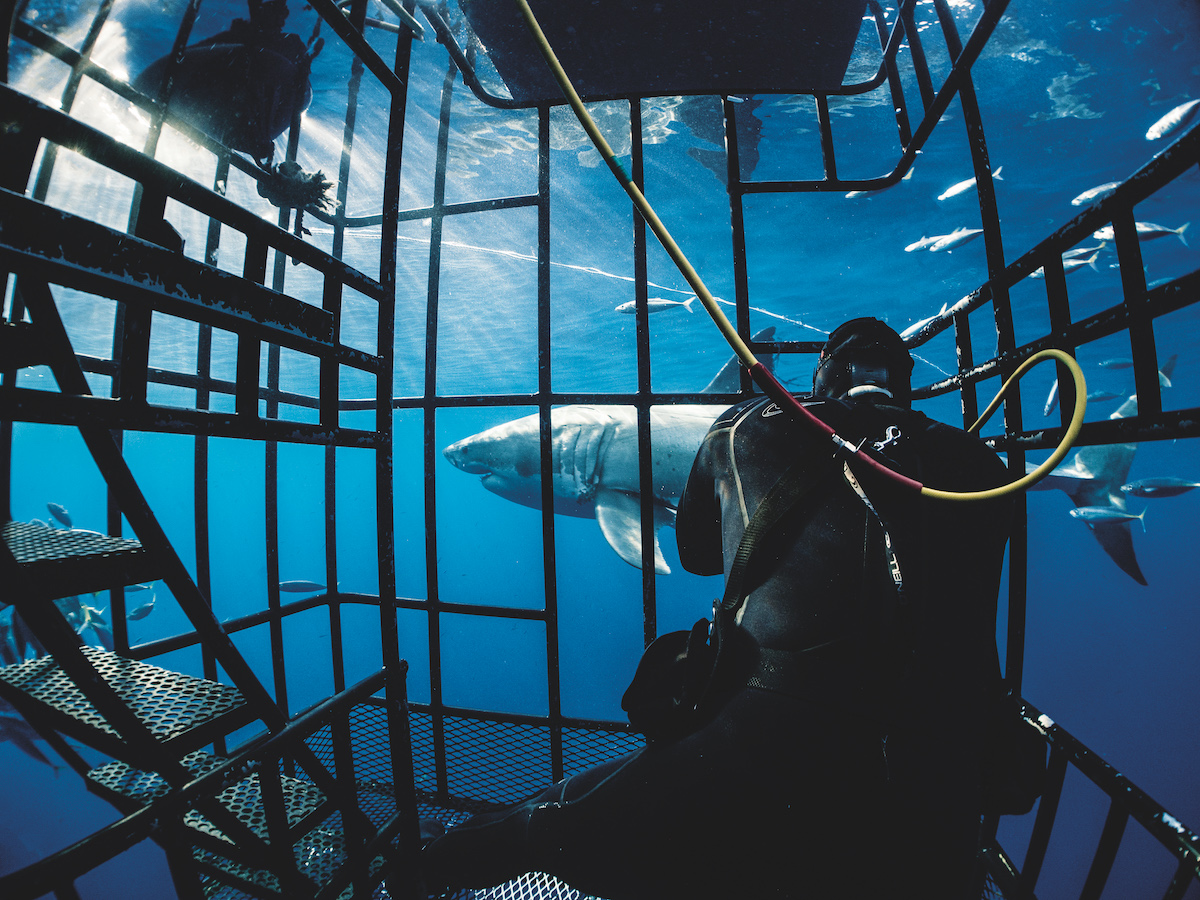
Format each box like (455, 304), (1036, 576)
(3, 0), (1200, 897)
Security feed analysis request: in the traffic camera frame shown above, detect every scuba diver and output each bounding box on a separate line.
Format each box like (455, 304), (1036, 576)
(420, 317), (1014, 899)
(134, 0), (322, 164)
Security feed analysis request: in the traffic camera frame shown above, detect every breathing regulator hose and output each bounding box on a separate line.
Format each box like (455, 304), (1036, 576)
(511, 0), (1087, 501)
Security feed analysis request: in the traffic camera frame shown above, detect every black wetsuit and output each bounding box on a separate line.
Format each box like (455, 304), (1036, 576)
(422, 394), (1012, 900)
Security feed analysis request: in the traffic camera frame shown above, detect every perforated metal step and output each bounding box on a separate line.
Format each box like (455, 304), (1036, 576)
(2, 519), (159, 601)
(0, 645), (252, 754)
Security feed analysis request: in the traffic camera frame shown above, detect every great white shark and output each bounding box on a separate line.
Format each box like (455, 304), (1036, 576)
(442, 330), (777, 574)
(1027, 354), (1177, 585)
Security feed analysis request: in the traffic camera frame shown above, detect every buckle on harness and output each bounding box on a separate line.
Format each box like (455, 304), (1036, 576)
(872, 425), (902, 452)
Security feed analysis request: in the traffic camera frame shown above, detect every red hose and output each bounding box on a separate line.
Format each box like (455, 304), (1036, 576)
(747, 362), (927, 494)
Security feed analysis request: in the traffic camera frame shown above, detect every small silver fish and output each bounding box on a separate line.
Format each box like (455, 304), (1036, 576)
(929, 228), (984, 252)
(127, 594), (156, 621)
(46, 502), (72, 528)
(1043, 379), (1060, 416)
(1120, 477), (1200, 498)
(615, 296), (695, 314)
(1030, 251), (1101, 279)
(1092, 222), (1189, 245)
(936, 166), (1003, 201)
(279, 580), (327, 593)
(78, 604), (114, 651)
(904, 234), (943, 253)
(1062, 252), (1101, 273)
(1061, 243), (1106, 260)
(1068, 506), (1147, 531)
(1099, 358), (1133, 369)
(899, 302), (949, 340)
(1145, 99), (1200, 141)
(844, 169), (914, 199)
(1070, 182), (1120, 206)
(1086, 389), (1122, 403)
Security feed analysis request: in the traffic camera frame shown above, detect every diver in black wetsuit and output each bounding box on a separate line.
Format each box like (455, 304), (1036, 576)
(421, 318), (1013, 900)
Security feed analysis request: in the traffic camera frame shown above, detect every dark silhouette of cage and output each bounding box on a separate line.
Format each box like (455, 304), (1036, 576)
(0, 0), (1197, 898)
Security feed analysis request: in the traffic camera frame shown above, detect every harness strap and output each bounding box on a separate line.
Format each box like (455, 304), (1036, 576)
(842, 461), (905, 598)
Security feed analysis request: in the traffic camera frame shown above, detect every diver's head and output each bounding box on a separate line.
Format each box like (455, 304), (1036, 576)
(812, 317), (913, 406)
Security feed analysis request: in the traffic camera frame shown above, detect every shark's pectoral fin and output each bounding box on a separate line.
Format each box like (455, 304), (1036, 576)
(594, 488), (673, 575)
(1024, 460), (1096, 498)
(1089, 521), (1148, 586)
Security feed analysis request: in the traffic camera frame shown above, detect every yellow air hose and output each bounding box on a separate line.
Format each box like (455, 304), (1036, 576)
(511, 0), (1087, 501)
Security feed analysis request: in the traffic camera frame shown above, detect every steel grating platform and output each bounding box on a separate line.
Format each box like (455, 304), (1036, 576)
(2, 519), (159, 601)
(304, 702), (414, 838)
(0, 645), (252, 750)
(91, 749), (389, 899)
(89, 749), (329, 844)
(190, 811), (389, 900)
(405, 711), (644, 900)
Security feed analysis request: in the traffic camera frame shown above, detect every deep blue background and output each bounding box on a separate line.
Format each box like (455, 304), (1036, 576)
(3, 0), (1199, 896)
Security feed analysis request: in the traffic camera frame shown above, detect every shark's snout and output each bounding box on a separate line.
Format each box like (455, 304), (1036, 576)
(443, 440), (491, 475)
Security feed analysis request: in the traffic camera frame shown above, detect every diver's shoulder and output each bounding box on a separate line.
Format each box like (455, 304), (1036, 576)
(712, 394), (790, 429)
(715, 393), (840, 430)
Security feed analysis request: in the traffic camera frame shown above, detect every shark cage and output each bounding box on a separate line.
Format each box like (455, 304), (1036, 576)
(1, 0), (1198, 898)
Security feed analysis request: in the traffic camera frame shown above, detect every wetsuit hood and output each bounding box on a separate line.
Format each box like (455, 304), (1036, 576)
(812, 317), (913, 406)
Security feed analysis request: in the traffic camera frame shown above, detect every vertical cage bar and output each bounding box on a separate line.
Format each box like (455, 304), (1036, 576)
(723, 96), (753, 392)
(327, 0), (369, 699)
(265, 343), (289, 717)
(873, 2), (914, 154)
(423, 57), (458, 799)
(388, 661), (423, 900)
(376, 5), (412, 733)
(1021, 745), (1069, 893)
(1078, 802), (1130, 900)
(815, 94), (838, 182)
(1113, 210), (1162, 417)
(1041, 259), (1080, 434)
(899, 1), (937, 114)
(1005, 488), (1029, 693)
(196, 159), (225, 741)
(535, 103), (565, 780)
(630, 99), (657, 646)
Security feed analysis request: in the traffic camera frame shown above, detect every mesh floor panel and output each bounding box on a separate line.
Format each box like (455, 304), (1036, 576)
(455, 871), (596, 900)
(406, 712), (644, 900)
(409, 711), (644, 812)
(0, 645), (246, 741)
(2, 519), (158, 599)
(306, 702), (404, 830)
